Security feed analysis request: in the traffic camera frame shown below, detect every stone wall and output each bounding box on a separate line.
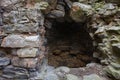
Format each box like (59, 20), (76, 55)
(0, 0), (120, 80)
(65, 0), (120, 79)
(0, 0), (46, 79)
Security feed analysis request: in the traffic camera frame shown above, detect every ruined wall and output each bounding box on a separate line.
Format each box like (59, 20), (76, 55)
(0, 0), (46, 79)
(70, 0), (120, 79)
(89, 2), (120, 79)
(0, 0), (120, 80)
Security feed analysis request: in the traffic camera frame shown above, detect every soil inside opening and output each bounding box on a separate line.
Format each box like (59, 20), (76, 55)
(46, 21), (96, 68)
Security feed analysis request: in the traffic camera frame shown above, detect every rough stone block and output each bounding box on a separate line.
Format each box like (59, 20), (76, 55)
(2, 23), (39, 33)
(3, 9), (41, 24)
(2, 8), (42, 33)
(105, 66), (120, 80)
(3, 65), (29, 79)
(0, 57), (10, 66)
(12, 57), (38, 68)
(70, 2), (93, 22)
(1, 34), (40, 48)
(83, 74), (103, 80)
(17, 48), (39, 58)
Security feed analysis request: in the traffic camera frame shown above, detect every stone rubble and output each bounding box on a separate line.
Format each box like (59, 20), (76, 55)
(44, 63), (110, 80)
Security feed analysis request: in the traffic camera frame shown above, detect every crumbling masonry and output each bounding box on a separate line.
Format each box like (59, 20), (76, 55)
(0, 0), (120, 80)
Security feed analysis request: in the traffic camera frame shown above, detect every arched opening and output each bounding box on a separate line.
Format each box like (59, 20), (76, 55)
(46, 20), (97, 68)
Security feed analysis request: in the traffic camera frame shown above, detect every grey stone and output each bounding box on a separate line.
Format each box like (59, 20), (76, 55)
(34, 1), (49, 10)
(95, 27), (105, 34)
(72, 2), (94, 15)
(1, 34), (40, 48)
(100, 60), (109, 65)
(105, 66), (120, 79)
(73, 2), (92, 11)
(98, 3), (118, 16)
(64, 0), (72, 8)
(0, 77), (6, 80)
(0, 0), (14, 7)
(70, 2), (93, 22)
(55, 66), (70, 73)
(18, 16), (30, 24)
(105, 0), (120, 5)
(0, 51), (6, 57)
(66, 74), (80, 80)
(17, 48), (39, 58)
(112, 43), (120, 54)
(2, 8), (42, 33)
(56, 4), (65, 11)
(106, 26), (120, 34)
(44, 73), (59, 80)
(46, 66), (55, 72)
(3, 65), (29, 79)
(2, 23), (39, 33)
(111, 62), (120, 69)
(12, 57), (38, 68)
(3, 9), (41, 23)
(79, 0), (98, 4)
(110, 35), (119, 43)
(47, 10), (65, 18)
(86, 63), (102, 68)
(28, 69), (37, 78)
(83, 74), (102, 80)
(0, 8), (3, 26)
(103, 3), (116, 10)
(0, 57), (10, 66)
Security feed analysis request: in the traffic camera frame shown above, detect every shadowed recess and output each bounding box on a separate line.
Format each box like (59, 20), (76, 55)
(46, 21), (96, 68)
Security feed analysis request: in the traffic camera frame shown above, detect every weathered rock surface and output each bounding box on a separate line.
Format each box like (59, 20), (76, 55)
(2, 8), (41, 33)
(55, 66), (70, 73)
(111, 62), (120, 69)
(97, 3), (118, 16)
(90, 1), (120, 79)
(34, 1), (49, 10)
(0, 0), (45, 79)
(105, 0), (120, 5)
(44, 73), (59, 80)
(2, 65), (29, 79)
(105, 65), (120, 79)
(12, 57), (38, 68)
(1, 34), (40, 48)
(0, 0), (120, 80)
(2, 23), (39, 33)
(70, 2), (93, 22)
(83, 74), (103, 80)
(0, 51), (6, 57)
(0, 57), (10, 66)
(0, 0), (20, 7)
(46, 10), (65, 18)
(112, 43), (120, 54)
(17, 48), (39, 58)
(66, 74), (80, 80)
(44, 63), (110, 80)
